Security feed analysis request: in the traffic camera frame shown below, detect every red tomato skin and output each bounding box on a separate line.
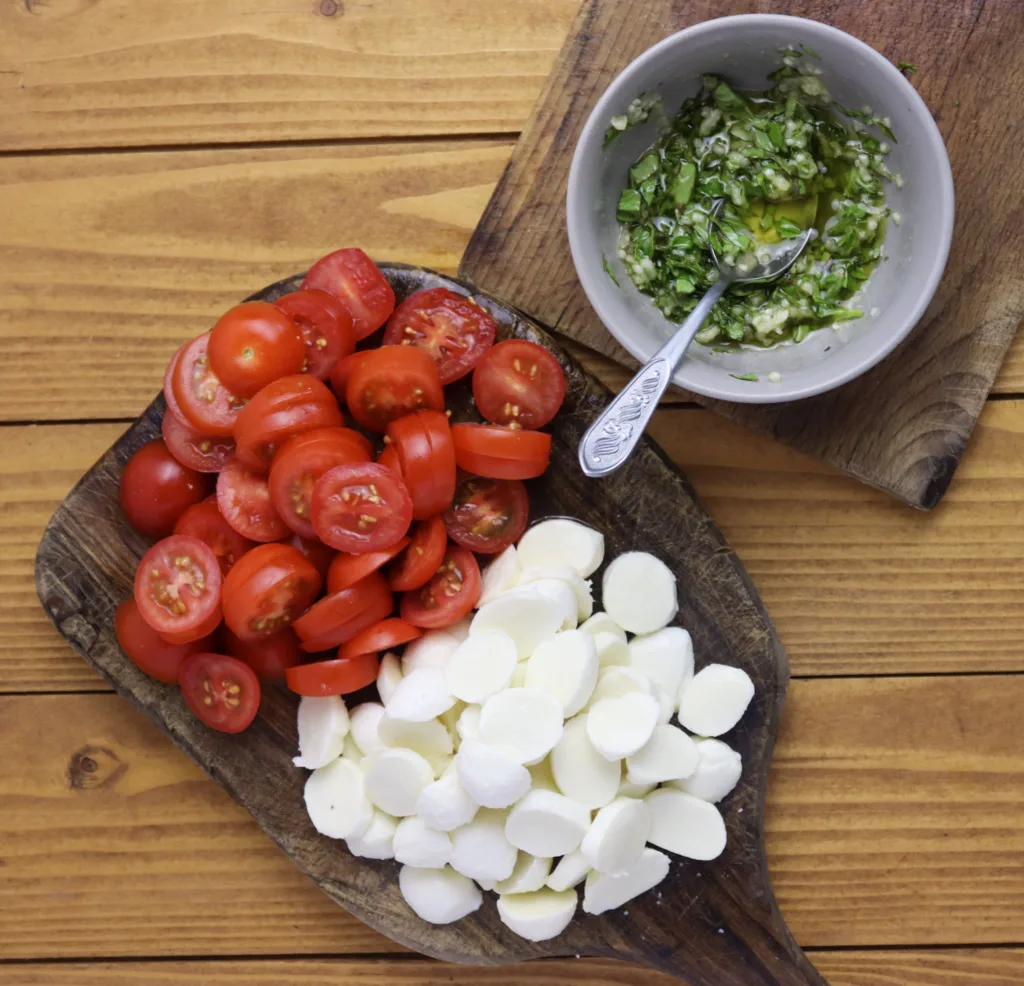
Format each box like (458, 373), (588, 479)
(345, 346), (445, 433)
(329, 351), (370, 403)
(163, 342), (189, 425)
(400, 545), (481, 629)
(311, 463), (413, 554)
(385, 411), (456, 521)
(179, 652), (261, 733)
(282, 533), (337, 581)
(208, 301), (307, 398)
(133, 535), (223, 638)
(120, 439), (208, 539)
(302, 248), (396, 340)
(173, 499), (255, 576)
(338, 617), (421, 661)
(286, 653), (380, 697)
(377, 443), (402, 476)
(222, 625), (301, 682)
(292, 572), (394, 650)
(472, 339), (566, 429)
(172, 332), (248, 437)
(115, 597), (212, 683)
(274, 289), (357, 381)
(387, 515), (448, 591)
(217, 460), (291, 542)
(450, 423), (551, 480)
(161, 409), (236, 474)
(326, 537), (410, 594)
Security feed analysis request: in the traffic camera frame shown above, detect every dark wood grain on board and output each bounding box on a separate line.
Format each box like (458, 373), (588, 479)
(459, 0), (1024, 509)
(35, 265), (826, 986)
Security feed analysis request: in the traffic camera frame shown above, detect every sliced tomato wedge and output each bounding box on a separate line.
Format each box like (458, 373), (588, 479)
(115, 597), (213, 683)
(400, 544), (481, 629)
(286, 652), (380, 697)
(173, 498), (255, 575)
(133, 535), (223, 642)
(222, 625), (302, 682)
(450, 423), (551, 480)
(179, 652), (261, 733)
(274, 289), (357, 380)
(443, 475), (529, 555)
(268, 426), (373, 538)
(385, 411), (456, 521)
(377, 443), (402, 476)
(311, 462), (413, 553)
(327, 537), (410, 594)
(221, 542), (322, 641)
(339, 617), (421, 661)
(281, 533), (337, 581)
(329, 351), (369, 403)
(172, 332), (247, 437)
(217, 459), (291, 542)
(345, 345), (444, 432)
(163, 342), (190, 426)
(162, 408), (236, 473)
(387, 515), (448, 591)
(382, 287), (496, 384)
(292, 571), (394, 651)
(301, 248), (395, 340)
(472, 339), (566, 429)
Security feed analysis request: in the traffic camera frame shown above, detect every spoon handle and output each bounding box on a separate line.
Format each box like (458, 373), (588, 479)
(578, 278), (729, 478)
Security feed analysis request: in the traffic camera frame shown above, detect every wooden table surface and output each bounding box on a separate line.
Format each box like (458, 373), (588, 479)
(0, 3), (1021, 984)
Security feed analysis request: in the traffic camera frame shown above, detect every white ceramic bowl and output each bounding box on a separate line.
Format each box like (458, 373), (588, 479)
(566, 15), (954, 403)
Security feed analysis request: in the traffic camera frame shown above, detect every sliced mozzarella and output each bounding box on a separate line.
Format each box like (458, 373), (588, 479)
(494, 853), (552, 895)
(588, 666), (657, 706)
(378, 715), (453, 763)
(580, 796), (650, 875)
(528, 756), (558, 793)
(509, 662), (527, 687)
(579, 612), (627, 643)
(377, 652), (404, 705)
(293, 694), (349, 769)
(347, 809), (397, 860)
(550, 715), (620, 809)
(350, 701), (387, 756)
(438, 700), (466, 749)
(415, 763), (478, 832)
(455, 704), (481, 744)
(593, 631), (630, 668)
(618, 776), (656, 799)
(629, 627), (693, 700)
(645, 788), (727, 860)
(517, 519), (604, 578)
(678, 664), (755, 736)
(602, 552), (677, 635)
(455, 738), (531, 809)
(668, 738), (742, 803)
(342, 734), (363, 764)
(546, 849), (591, 892)
(445, 629), (518, 704)
(586, 692), (659, 761)
(479, 688), (564, 765)
(447, 617), (473, 642)
(385, 667), (456, 723)
(471, 589), (564, 659)
(505, 790), (591, 857)
(582, 848), (670, 915)
(518, 564), (594, 621)
(497, 888), (577, 942)
(479, 545), (520, 606)
(626, 724), (699, 785)
(525, 579), (580, 631)
(362, 748), (434, 818)
(304, 758), (372, 840)
(401, 631), (460, 675)
(525, 629), (598, 717)
(399, 865), (482, 924)
(393, 816), (452, 868)
(449, 809), (518, 882)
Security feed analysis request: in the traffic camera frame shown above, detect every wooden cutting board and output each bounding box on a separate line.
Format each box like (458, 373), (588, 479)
(459, 0), (1024, 509)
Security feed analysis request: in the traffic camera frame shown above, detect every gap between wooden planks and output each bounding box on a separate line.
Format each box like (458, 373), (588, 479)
(0, 681), (1021, 959)
(0, 139), (1023, 424)
(1, 953), (1023, 986)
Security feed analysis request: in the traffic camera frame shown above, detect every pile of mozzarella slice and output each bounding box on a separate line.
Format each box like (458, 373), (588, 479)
(294, 518), (755, 942)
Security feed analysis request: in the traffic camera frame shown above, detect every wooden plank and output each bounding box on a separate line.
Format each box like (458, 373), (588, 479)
(10, 401), (1024, 692)
(0, 679), (1021, 958)
(3, 952), (1023, 986)
(0, 0), (578, 150)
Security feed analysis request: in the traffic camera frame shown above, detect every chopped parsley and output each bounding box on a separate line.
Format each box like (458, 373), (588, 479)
(897, 61), (917, 77)
(602, 255), (619, 286)
(730, 373), (759, 382)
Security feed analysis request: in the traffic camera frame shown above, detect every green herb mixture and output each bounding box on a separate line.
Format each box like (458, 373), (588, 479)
(614, 49), (901, 348)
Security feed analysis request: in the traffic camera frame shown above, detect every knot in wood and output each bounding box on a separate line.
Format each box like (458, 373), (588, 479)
(67, 745), (127, 791)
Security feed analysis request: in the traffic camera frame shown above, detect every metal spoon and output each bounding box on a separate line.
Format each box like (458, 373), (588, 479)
(578, 212), (815, 478)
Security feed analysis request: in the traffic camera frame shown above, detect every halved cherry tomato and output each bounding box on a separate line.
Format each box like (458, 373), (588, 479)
(274, 289), (357, 381)
(208, 301), (306, 399)
(179, 652), (261, 733)
(385, 411), (456, 521)
(173, 498), (255, 575)
(282, 533), (337, 581)
(345, 346), (444, 432)
(329, 351), (369, 403)
(302, 248), (396, 340)
(327, 537), (410, 594)
(172, 332), (247, 437)
(387, 515), (447, 591)
(133, 535), (223, 641)
(217, 459), (290, 542)
(400, 544), (481, 629)
(163, 342), (189, 425)
(377, 443), (402, 476)
(115, 597), (212, 683)
(339, 617), (421, 661)
(450, 423), (551, 479)
(383, 287), (496, 384)
(268, 426), (372, 538)
(120, 439), (209, 539)
(473, 339), (566, 429)
(443, 475), (529, 555)
(292, 571), (393, 650)
(221, 542), (322, 641)
(286, 652), (379, 697)
(162, 409), (236, 473)
(311, 462), (413, 553)
(222, 625), (301, 682)
(232, 374), (343, 471)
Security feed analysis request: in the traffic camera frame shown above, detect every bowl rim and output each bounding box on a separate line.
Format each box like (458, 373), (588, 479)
(566, 13), (956, 404)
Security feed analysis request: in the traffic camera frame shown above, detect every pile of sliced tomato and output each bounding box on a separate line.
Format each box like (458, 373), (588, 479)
(114, 248), (566, 733)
